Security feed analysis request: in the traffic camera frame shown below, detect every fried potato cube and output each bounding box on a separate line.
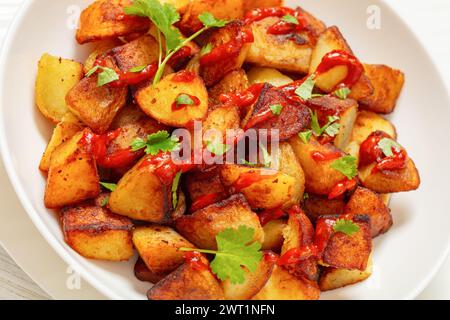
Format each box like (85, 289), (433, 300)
(186, 167), (228, 203)
(281, 208), (318, 280)
(84, 39), (123, 73)
(35, 54), (84, 123)
(44, 129), (100, 208)
(147, 259), (225, 300)
(108, 156), (174, 223)
(179, 0), (244, 35)
(61, 202), (133, 261)
(317, 215), (372, 270)
(303, 194), (345, 223)
(175, 194), (264, 250)
(360, 64), (405, 114)
(359, 158), (420, 194)
(262, 219), (286, 252)
(220, 165), (297, 210)
(136, 71), (208, 128)
(76, 0), (150, 44)
(111, 35), (160, 71)
(345, 187), (392, 238)
(247, 67), (293, 87)
(133, 226), (195, 279)
(208, 69), (249, 107)
(200, 21), (252, 87)
(39, 114), (84, 172)
(252, 265), (320, 300)
(196, 105), (241, 146)
(221, 251), (276, 300)
(134, 258), (165, 283)
(289, 136), (347, 195)
(243, 0), (284, 13)
(319, 255), (373, 291)
(309, 26), (373, 99)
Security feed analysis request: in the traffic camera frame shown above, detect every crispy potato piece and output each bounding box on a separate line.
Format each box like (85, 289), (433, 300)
(380, 193), (392, 206)
(221, 251), (276, 300)
(252, 265), (320, 300)
(220, 165), (297, 210)
(134, 258), (165, 283)
(309, 26), (373, 99)
(247, 67), (293, 87)
(179, 0), (244, 35)
(351, 111), (397, 145)
(136, 71), (208, 128)
(186, 167), (228, 203)
(76, 0), (150, 44)
(111, 35), (159, 71)
(84, 39), (123, 73)
(200, 21), (252, 87)
(208, 69), (249, 107)
(61, 201), (133, 261)
(345, 187), (392, 238)
(319, 255), (373, 291)
(289, 136), (347, 195)
(35, 54), (84, 123)
(133, 226), (195, 279)
(200, 105), (241, 144)
(243, 0), (284, 13)
(175, 194), (264, 250)
(262, 219), (286, 252)
(317, 215), (372, 270)
(147, 259), (225, 300)
(281, 208), (318, 280)
(45, 129), (100, 208)
(39, 115), (84, 172)
(108, 155), (175, 223)
(303, 194), (345, 223)
(360, 64), (405, 114)
(359, 158), (420, 194)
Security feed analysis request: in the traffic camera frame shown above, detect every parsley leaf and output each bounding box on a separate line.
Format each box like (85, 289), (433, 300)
(206, 140), (230, 156)
(282, 14), (299, 25)
(310, 112), (341, 138)
(331, 156), (358, 179)
(200, 43), (213, 56)
(259, 144), (272, 167)
(100, 182), (117, 192)
(299, 130), (312, 144)
(86, 66), (119, 87)
(180, 226), (263, 284)
(100, 196), (110, 207)
(334, 87), (351, 100)
(378, 138), (402, 157)
(199, 12), (228, 28)
(269, 104), (283, 115)
(295, 75), (315, 100)
(333, 219), (360, 236)
(176, 94), (194, 106)
(130, 131), (180, 155)
(310, 111), (322, 136)
(129, 65), (147, 73)
(172, 171), (182, 209)
(303, 192), (310, 200)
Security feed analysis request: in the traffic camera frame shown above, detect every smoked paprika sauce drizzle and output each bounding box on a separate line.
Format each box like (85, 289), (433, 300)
(258, 208), (286, 226)
(311, 150), (342, 162)
(244, 7), (308, 36)
(328, 178), (357, 200)
(189, 193), (223, 213)
(230, 170), (276, 194)
(184, 252), (209, 271)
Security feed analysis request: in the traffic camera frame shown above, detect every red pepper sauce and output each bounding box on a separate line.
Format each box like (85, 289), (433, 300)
(190, 193), (222, 213)
(219, 83), (264, 108)
(139, 152), (195, 185)
(171, 93), (201, 111)
(311, 150), (342, 162)
(314, 214), (355, 258)
(278, 245), (318, 266)
(172, 70), (197, 83)
(258, 208), (286, 226)
(231, 171), (276, 193)
(184, 252), (209, 271)
(264, 251), (279, 264)
(328, 178), (357, 200)
(168, 46), (192, 69)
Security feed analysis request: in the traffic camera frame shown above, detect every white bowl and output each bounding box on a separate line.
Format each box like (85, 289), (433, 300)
(0, 0), (449, 300)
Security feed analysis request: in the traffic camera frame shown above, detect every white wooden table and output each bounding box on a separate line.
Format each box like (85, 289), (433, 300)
(0, 0), (449, 300)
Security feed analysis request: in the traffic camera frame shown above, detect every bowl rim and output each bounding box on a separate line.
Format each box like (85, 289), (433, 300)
(0, 0), (448, 300)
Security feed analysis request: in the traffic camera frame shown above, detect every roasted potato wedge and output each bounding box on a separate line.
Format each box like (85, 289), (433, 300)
(208, 69), (249, 107)
(61, 201), (133, 261)
(262, 219), (286, 252)
(345, 187), (392, 238)
(175, 194), (264, 250)
(247, 67), (293, 87)
(35, 54), (84, 123)
(134, 258), (165, 283)
(111, 35), (160, 72)
(243, 0), (284, 13)
(44, 129), (100, 208)
(84, 39), (123, 73)
(350, 110), (397, 146)
(186, 167), (228, 204)
(360, 64), (405, 114)
(76, 0), (150, 44)
(303, 194), (345, 223)
(200, 105), (241, 144)
(133, 226), (195, 279)
(136, 71), (208, 127)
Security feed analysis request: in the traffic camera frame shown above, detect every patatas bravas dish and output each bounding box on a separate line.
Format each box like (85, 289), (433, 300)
(35, 0), (420, 300)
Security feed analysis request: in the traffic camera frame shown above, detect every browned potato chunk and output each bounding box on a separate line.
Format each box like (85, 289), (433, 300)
(147, 259), (224, 300)
(351, 111), (397, 146)
(44, 129), (100, 208)
(208, 69), (249, 107)
(289, 136), (347, 195)
(76, 0), (150, 44)
(136, 71), (208, 128)
(319, 255), (373, 291)
(303, 194), (345, 223)
(247, 67), (293, 87)
(199, 105), (241, 144)
(243, 0), (284, 13)
(345, 187), (392, 238)
(262, 219), (286, 251)
(35, 54), (84, 123)
(134, 258), (165, 283)
(111, 35), (159, 71)
(179, 0), (244, 35)
(39, 114), (84, 172)
(317, 215), (372, 270)
(84, 39), (123, 73)
(132, 226), (195, 279)
(186, 167), (228, 204)
(221, 251), (276, 300)
(175, 194), (264, 250)
(360, 64), (405, 114)
(252, 265), (320, 300)
(61, 201), (133, 261)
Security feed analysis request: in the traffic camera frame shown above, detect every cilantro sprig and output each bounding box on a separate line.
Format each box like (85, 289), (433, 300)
(86, 66), (119, 87)
(333, 87), (351, 100)
(100, 182), (117, 192)
(180, 226), (263, 284)
(175, 94), (194, 107)
(269, 104), (283, 115)
(131, 130), (180, 155)
(378, 138), (402, 157)
(310, 111), (341, 138)
(282, 14), (299, 25)
(333, 219), (360, 236)
(206, 140), (231, 156)
(295, 75), (316, 100)
(331, 156), (358, 179)
(172, 171), (182, 208)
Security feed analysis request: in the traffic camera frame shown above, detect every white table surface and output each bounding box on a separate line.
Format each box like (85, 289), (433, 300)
(0, 0), (449, 300)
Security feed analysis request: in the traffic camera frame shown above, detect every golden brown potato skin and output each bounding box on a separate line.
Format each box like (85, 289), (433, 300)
(208, 69), (249, 107)
(186, 167), (228, 203)
(111, 35), (160, 72)
(61, 201), (134, 261)
(134, 258), (165, 283)
(76, 0), (150, 44)
(345, 187), (393, 238)
(303, 194), (345, 223)
(84, 39), (123, 73)
(243, 0), (284, 13)
(360, 64), (405, 114)
(175, 194), (264, 250)
(262, 219), (286, 252)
